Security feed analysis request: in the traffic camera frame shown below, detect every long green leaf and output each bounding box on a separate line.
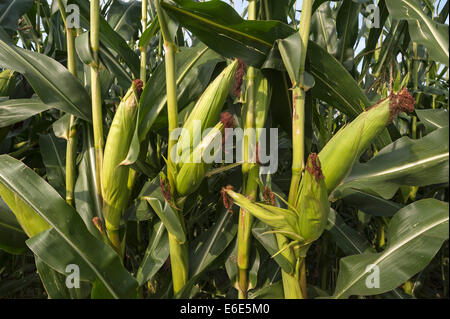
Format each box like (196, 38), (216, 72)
(326, 208), (372, 255)
(0, 155), (138, 298)
(68, 0), (140, 77)
(136, 220), (170, 286)
(0, 98), (50, 128)
(385, 0), (449, 65)
(0, 38), (92, 121)
(35, 256), (72, 299)
(332, 199), (449, 298)
(39, 133), (66, 197)
(176, 207), (237, 298)
(416, 109), (449, 133)
(142, 177), (186, 244)
(74, 125), (103, 239)
(161, 0), (294, 67)
(334, 127), (449, 199)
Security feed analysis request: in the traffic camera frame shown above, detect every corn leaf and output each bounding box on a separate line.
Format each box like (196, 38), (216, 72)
(252, 220), (295, 274)
(39, 133), (66, 197)
(0, 0), (33, 35)
(334, 127), (449, 200)
(136, 220), (170, 286)
(385, 0), (449, 65)
(175, 206), (237, 298)
(161, 0), (294, 67)
(0, 198), (27, 254)
(67, 0), (140, 77)
(332, 199), (449, 298)
(74, 125), (103, 240)
(0, 155), (138, 299)
(326, 209), (409, 299)
(34, 255), (73, 299)
(107, 0), (141, 41)
(416, 109), (449, 133)
(0, 37), (92, 121)
(0, 98), (50, 128)
(143, 176), (186, 244)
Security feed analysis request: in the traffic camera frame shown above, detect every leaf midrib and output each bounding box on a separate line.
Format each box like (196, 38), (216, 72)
(402, 0), (449, 58)
(310, 67), (361, 116)
(349, 152), (449, 181)
(0, 41), (88, 120)
(162, 3), (273, 48)
(111, 2), (139, 34)
(333, 214), (449, 298)
(0, 170), (120, 299)
(192, 210), (232, 276)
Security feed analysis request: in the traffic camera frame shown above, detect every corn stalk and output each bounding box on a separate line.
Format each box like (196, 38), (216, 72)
(237, 0), (258, 300)
(154, 0), (188, 295)
(56, 0), (78, 207)
(141, 0), (148, 84)
(90, 0), (104, 206)
(283, 0), (314, 299)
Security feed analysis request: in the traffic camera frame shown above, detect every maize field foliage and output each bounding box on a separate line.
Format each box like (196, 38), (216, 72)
(0, 0), (448, 299)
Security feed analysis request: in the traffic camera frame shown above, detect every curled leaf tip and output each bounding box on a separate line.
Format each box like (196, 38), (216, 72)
(389, 87), (415, 122)
(233, 58), (246, 97)
(221, 185), (234, 214)
(306, 153), (324, 182)
(133, 79), (144, 98)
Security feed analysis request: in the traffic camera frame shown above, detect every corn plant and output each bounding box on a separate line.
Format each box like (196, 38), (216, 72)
(0, 0), (448, 300)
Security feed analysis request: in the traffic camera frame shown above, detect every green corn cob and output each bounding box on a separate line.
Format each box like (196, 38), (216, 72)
(176, 60), (238, 166)
(176, 112), (234, 197)
(319, 88), (415, 193)
(102, 79), (143, 250)
(296, 153), (329, 249)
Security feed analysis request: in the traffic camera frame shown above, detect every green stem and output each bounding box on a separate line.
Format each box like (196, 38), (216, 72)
(65, 116), (77, 206)
(277, 235), (303, 299)
(90, 0), (104, 207)
(237, 167), (258, 298)
(154, 0), (188, 295)
(164, 42), (178, 192)
(140, 0), (148, 84)
(283, 0), (313, 299)
(57, 0), (78, 207)
(237, 0), (258, 299)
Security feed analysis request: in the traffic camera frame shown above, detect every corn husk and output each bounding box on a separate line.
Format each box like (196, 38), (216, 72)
(176, 122), (223, 196)
(224, 188), (301, 241)
(319, 88), (415, 193)
(296, 154), (329, 247)
(102, 80), (141, 244)
(176, 60), (238, 166)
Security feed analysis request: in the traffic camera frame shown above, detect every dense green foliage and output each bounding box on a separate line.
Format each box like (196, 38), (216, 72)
(0, 0), (448, 299)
